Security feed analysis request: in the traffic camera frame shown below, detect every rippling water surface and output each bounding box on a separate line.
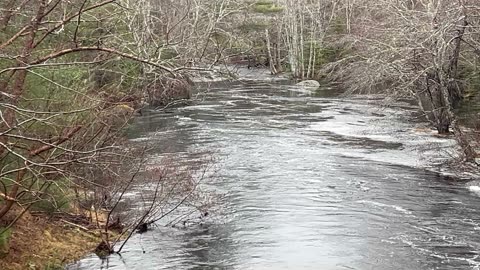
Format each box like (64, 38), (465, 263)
(70, 78), (480, 270)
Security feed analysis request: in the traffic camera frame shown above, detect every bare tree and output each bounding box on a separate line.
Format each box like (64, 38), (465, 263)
(0, 3), (222, 261)
(0, 0), (202, 227)
(328, 1), (479, 139)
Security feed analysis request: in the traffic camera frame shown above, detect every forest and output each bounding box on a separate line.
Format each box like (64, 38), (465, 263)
(1, 0), (480, 269)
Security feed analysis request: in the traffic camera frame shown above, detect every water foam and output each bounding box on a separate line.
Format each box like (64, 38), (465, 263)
(357, 200), (413, 215)
(468, 186), (480, 197)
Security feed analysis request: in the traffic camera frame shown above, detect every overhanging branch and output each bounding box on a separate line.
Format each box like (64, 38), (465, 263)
(30, 47), (175, 76)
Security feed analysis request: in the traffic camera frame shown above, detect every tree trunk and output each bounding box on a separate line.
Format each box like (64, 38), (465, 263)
(0, 0), (47, 220)
(423, 70), (451, 134)
(0, 171), (25, 219)
(445, 15), (468, 107)
(276, 28), (283, 73)
(265, 29), (277, 74)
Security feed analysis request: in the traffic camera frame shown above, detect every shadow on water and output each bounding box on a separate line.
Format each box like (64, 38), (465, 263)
(70, 79), (480, 270)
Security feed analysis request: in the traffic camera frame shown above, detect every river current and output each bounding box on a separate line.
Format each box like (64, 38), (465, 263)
(70, 76), (480, 270)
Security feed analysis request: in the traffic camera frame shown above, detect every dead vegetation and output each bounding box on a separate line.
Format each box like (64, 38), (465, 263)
(0, 209), (100, 270)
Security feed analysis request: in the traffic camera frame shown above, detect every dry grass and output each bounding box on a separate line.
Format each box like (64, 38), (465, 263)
(0, 209), (101, 270)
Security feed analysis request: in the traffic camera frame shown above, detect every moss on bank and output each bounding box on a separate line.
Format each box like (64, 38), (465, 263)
(0, 210), (100, 270)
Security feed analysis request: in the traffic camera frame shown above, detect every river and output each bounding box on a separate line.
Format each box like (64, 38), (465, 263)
(70, 75), (480, 270)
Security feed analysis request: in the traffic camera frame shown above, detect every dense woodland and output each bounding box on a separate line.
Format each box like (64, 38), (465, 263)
(0, 0), (480, 268)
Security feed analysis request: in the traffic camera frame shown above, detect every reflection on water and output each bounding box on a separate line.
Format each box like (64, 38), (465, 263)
(70, 79), (480, 270)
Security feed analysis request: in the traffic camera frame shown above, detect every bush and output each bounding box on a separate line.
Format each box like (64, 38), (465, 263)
(29, 181), (73, 215)
(237, 22), (270, 33)
(253, 1), (284, 14)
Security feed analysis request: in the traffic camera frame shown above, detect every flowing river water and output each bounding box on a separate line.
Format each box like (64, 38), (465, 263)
(71, 75), (480, 270)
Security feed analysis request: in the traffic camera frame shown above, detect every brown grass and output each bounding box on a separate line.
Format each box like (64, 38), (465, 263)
(0, 209), (101, 270)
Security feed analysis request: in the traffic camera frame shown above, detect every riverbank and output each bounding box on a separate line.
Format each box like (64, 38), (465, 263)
(0, 210), (100, 270)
